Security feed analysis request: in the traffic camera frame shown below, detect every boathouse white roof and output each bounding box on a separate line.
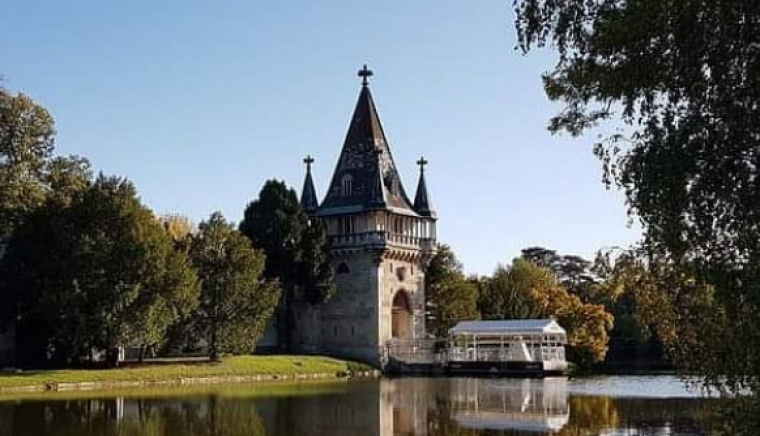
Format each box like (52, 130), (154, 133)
(448, 319), (566, 336)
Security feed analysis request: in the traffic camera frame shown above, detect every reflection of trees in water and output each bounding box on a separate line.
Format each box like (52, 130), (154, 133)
(556, 396), (619, 436)
(612, 398), (713, 436)
(0, 395), (267, 436)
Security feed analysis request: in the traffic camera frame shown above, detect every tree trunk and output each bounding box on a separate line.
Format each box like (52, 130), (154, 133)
(210, 325), (220, 362)
(105, 347), (120, 368)
(276, 289), (292, 353)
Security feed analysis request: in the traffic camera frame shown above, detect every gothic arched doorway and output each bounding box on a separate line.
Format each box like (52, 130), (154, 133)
(391, 291), (412, 339)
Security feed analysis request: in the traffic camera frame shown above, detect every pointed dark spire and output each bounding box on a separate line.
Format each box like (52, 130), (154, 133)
(414, 156), (436, 218)
(319, 66), (416, 215)
(300, 155), (319, 216)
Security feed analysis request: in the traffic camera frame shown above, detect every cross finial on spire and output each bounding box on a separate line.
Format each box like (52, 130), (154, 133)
(417, 156), (428, 173)
(358, 64), (374, 87)
(304, 155), (315, 172)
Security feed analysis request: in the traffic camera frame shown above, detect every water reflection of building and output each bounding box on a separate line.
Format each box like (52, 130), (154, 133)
(448, 378), (569, 433)
(380, 378), (569, 435)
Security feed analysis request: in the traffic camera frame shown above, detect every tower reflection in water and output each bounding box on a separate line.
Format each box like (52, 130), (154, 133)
(383, 378), (569, 436)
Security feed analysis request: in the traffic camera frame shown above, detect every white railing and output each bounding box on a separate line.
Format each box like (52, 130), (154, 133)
(448, 346), (567, 363)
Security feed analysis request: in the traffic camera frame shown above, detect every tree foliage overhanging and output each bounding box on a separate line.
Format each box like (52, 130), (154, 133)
(514, 0), (760, 429)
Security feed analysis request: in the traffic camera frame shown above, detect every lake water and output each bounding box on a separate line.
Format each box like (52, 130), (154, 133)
(0, 376), (715, 436)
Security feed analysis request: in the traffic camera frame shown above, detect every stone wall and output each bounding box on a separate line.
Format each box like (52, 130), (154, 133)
(292, 252), (383, 365)
(378, 255), (426, 346)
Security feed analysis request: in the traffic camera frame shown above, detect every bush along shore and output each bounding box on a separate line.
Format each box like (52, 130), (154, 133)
(0, 356), (379, 394)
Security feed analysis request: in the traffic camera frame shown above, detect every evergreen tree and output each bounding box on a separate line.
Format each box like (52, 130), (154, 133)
(239, 180), (334, 351)
(190, 212), (280, 360)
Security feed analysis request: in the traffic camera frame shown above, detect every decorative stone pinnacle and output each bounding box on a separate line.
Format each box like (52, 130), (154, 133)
(358, 64), (374, 87)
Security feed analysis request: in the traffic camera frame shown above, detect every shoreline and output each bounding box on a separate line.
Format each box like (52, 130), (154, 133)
(0, 370), (381, 394)
(0, 355), (380, 395)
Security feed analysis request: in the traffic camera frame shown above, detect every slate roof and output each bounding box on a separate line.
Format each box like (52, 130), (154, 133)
(318, 81), (417, 216)
(448, 319), (566, 336)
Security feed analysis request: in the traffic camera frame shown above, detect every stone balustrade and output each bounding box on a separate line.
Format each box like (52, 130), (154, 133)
(330, 231), (435, 251)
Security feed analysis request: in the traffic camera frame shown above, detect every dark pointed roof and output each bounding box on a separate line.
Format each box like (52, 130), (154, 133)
(300, 155), (319, 215)
(319, 74), (417, 216)
(414, 157), (436, 218)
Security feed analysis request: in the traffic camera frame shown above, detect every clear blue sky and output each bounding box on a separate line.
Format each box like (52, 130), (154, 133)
(0, 0), (639, 275)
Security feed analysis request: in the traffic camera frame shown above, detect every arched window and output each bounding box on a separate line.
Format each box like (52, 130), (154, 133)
(341, 174), (353, 196)
(337, 263), (350, 274)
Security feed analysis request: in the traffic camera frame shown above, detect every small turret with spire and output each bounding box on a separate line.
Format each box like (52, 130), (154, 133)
(300, 155), (319, 216)
(414, 156), (436, 218)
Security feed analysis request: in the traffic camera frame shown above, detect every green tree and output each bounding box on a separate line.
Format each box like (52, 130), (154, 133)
(425, 244), (480, 337)
(521, 246), (599, 303)
(513, 0), (760, 415)
(190, 212), (281, 360)
(0, 175), (200, 366)
(480, 258), (613, 366)
(298, 219), (336, 304)
(0, 88), (56, 234)
(239, 180), (334, 350)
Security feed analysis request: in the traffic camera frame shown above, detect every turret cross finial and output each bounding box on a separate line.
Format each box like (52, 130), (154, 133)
(358, 64), (374, 87)
(417, 156), (428, 173)
(304, 155), (315, 172)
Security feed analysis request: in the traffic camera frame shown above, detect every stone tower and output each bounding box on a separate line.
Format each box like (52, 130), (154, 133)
(293, 66), (437, 367)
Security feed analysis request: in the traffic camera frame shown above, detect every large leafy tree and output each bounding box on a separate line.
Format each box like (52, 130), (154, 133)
(239, 180), (334, 350)
(0, 175), (200, 366)
(425, 244), (480, 337)
(190, 212), (280, 360)
(0, 87), (95, 236)
(0, 88), (55, 234)
(480, 258), (613, 366)
(514, 0), (760, 416)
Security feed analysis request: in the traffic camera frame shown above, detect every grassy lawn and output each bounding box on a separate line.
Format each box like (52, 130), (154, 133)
(0, 355), (374, 390)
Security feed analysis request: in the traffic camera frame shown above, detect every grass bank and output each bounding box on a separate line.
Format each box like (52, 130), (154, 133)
(0, 356), (376, 393)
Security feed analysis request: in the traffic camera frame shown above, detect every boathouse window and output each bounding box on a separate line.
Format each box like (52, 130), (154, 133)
(333, 326), (338, 338)
(337, 263), (350, 274)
